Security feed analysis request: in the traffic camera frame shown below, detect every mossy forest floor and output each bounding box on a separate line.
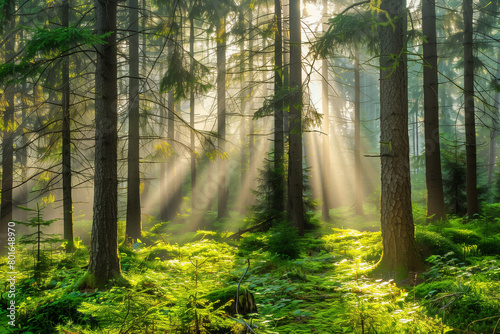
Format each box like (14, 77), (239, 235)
(1, 204), (500, 333)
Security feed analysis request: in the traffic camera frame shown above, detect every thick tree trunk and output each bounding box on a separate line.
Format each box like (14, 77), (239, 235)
(354, 49), (363, 216)
(274, 0), (285, 215)
(89, 0), (121, 287)
(377, 0), (423, 276)
(321, 0), (332, 221)
(422, 0), (446, 221)
(61, 0), (75, 251)
(1, 16), (15, 251)
(463, 0), (478, 216)
(287, 0), (305, 235)
(126, 0), (142, 241)
(217, 16), (228, 219)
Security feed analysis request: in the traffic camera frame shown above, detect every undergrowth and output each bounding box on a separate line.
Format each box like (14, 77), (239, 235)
(1, 207), (500, 333)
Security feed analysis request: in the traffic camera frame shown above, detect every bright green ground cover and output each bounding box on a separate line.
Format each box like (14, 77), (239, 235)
(1, 207), (500, 333)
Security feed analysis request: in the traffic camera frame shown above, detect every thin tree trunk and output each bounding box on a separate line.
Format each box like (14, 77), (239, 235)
(238, 11), (247, 214)
(159, 62), (168, 221)
(321, 0), (332, 221)
(164, 39), (177, 222)
(217, 16), (228, 219)
(89, 0), (121, 287)
(126, 0), (141, 241)
(463, 0), (478, 216)
(247, 9), (256, 206)
(190, 15), (197, 212)
(283, 0), (290, 135)
(422, 0), (446, 221)
(377, 0), (423, 275)
(274, 0), (285, 215)
(354, 48), (363, 216)
(287, 0), (305, 235)
(488, 51), (500, 188)
(61, 0), (75, 251)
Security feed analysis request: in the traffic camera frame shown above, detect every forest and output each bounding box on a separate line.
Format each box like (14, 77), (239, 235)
(0, 0), (499, 332)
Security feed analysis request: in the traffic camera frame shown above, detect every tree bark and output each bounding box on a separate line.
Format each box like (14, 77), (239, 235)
(89, 0), (121, 287)
(488, 51), (500, 188)
(422, 0), (446, 221)
(274, 0), (285, 215)
(217, 16), (228, 219)
(287, 0), (305, 235)
(190, 15), (197, 212)
(126, 0), (142, 242)
(159, 62), (168, 222)
(321, 0), (332, 221)
(354, 48), (363, 216)
(61, 0), (75, 251)
(377, 0), (423, 276)
(463, 0), (478, 217)
(1, 12), (15, 251)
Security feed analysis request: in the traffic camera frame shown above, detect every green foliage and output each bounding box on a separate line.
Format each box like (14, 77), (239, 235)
(23, 27), (111, 61)
(0, 0), (13, 31)
(441, 228), (482, 245)
(238, 233), (268, 255)
(313, 11), (376, 58)
(13, 291), (93, 334)
(267, 222), (302, 260)
(249, 155), (286, 229)
(478, 236), (500, 255)
(160, 46), (212, 100)
(254, 86), (300, 119)
(415, 229), (461, 259)
(414, 256), (500, 334)
(0, 62), (40, 86)
(0, 27), (111, 85)
(322, 228), (382, 263)
(17, 206), (61, 281)
(482, 202), (500, 219)
(3, 220), (499, 334)
(254, 86), (322, 130)
(442, 150), (467, 215)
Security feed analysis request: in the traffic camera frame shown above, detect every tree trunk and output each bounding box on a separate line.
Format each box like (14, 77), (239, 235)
(163, 39), (178, 222)
(247, 9), (256, 207)
(321, 0), (332, 221)
(89, 0), (121, 287)
(159, 62), (168, 222)
(274, 0), (285, 215)
(61, 0), (75, 252)
(488, 51), (500, 188)
(354, 48), (363, 216)
(217, 16), (228, 220)
(377, 0), (423, 276)
(190, 15), (197, 212)
(1, 14), (15, 251)
(422, 0), (446, 221)
(463, 0), (478, 217)
(126, 0), (142, 242)
(287, 0), (305, 235)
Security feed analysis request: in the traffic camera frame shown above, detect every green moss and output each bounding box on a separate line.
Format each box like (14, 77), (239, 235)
(412, 279), (457, 299)
(415, 229), (461, 259)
